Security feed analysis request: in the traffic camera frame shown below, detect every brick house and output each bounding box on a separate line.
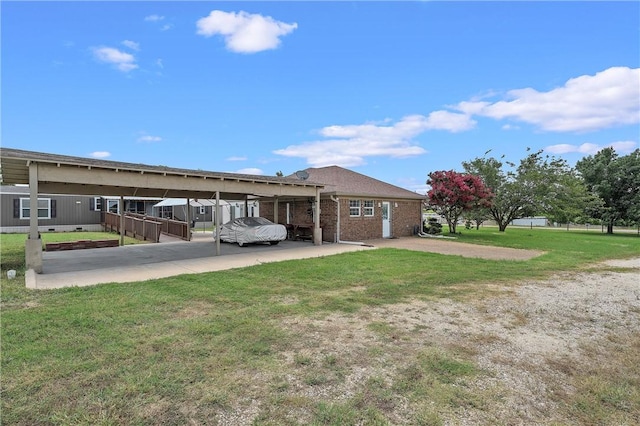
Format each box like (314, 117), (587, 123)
(260, 166), (425, 242)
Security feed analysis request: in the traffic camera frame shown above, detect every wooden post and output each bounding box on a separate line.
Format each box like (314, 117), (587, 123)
(215, 191), (221, 256)
(120, 195), (125, 246)
(186, 198), (192, 241)
(313, 188), (322, 245)
(28, 162), (39, 240)
(25, 161), (43, 273)
(274, 197), (279, 224)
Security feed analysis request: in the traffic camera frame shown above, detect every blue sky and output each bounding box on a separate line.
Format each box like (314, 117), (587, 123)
(2, 1), (639, 194)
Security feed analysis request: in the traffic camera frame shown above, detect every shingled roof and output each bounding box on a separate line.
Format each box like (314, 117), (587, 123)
(288, 166), (425, 200)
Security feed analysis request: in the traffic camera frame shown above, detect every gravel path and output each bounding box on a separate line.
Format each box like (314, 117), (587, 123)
(369, 236), (544, 260)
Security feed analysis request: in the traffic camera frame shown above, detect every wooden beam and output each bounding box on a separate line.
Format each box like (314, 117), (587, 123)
(37, 163), (318, 197)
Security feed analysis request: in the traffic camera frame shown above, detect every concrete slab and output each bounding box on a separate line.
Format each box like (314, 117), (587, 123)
(27, 234), (543, 290)
(31, 235), (375, 289)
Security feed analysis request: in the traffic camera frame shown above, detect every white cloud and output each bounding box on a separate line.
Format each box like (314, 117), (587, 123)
(274, 113), (474, 167)
(137, 135), (162, 143)
(545, 141), (637, 155)
(396, 177), (428, 194)
(226, 156), (247, 161)
(144, 14), (164, 22)
(235, 167), (264, 175)
(122, 40), (140, 51)
(92, 46), (138, 72)
(274, 66), (638, 168)
(90, 151), (111, 159)
(455, 67), (640, 132)
(196, 10), (297, 53)
(501, 124), (520, 130)
(422, 111), (477, 132)
(145, 14), (172, 30)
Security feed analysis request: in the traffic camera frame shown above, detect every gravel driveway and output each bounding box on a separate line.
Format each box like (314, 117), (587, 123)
(369, 236), (544, 260)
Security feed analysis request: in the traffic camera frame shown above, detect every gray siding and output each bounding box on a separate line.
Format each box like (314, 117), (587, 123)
(1, 191), (101, 228)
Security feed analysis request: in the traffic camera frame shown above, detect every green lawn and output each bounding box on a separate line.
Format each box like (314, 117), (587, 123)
(0, 231), (145, 271)
(1, 228), (639, 424)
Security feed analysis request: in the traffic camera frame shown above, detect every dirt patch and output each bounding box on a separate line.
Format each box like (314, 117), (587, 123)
(271, 258), (640, 424)
(369, 236), (544, 260)
(173, 301), (212, 319)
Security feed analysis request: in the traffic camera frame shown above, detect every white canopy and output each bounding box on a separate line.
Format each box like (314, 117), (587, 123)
(153, 198), (219, 208)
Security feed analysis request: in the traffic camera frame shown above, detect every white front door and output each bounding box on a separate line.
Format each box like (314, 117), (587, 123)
(382, 201), (391, 238)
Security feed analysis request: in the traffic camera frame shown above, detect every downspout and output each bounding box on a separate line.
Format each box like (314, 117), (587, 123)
(330, 195), (365, 246)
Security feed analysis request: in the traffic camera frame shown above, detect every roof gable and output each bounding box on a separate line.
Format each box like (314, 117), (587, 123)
(288, 166), (424, 200)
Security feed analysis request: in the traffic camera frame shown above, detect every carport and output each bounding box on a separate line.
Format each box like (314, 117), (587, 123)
(0, 147), (324, 274)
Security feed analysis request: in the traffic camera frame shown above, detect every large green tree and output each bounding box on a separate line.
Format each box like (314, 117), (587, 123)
(576, 148), (640, 234)
(463, 150), (585, 232)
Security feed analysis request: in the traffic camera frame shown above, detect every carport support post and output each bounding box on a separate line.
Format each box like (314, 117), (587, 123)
(215, 191), (221, 255)
(119, 195), (125, 246)
(25, 161), (43, 273)
(274, 197), (279, 224)
(186, 198), (191, 241)
(313, 188), (322, 246)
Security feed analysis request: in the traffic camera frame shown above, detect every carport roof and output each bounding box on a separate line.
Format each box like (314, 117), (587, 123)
(0, 147), (323, 200)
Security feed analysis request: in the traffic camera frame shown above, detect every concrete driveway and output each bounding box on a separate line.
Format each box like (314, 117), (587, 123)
(28, 234), (542, 290)
(29, 234), (373, 289)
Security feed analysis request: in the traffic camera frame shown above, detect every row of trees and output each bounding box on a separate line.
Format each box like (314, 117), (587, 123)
(426, 147), (640, 234)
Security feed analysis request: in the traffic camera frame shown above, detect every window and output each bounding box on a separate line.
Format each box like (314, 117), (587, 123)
(363, 200), (374, 217)
(199, 206), (206, 215)
(349, 199), (361, 217)
(107, 199), (120, 214)
(20, 198), (51, 219)
(127, 201), (146, 214)
(160, 206), (172, 218)
(93, 197), (103, 211)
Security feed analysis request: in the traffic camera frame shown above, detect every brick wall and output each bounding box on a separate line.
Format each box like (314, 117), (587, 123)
(260, 202), (274, 222)
(391, 200), (423, 237)
(319, 199), (337, 242)
(260, 197), (422, 242)
(260, 199), (336, 242)
(259, 200), (313, 224)
(339, 199), (381, 241)
(340, 198), (422, 240)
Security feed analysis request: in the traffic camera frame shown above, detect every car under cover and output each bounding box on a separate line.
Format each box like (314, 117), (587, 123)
(217, 217), (287, 246)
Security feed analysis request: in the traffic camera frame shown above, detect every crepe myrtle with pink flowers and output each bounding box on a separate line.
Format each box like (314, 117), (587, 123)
(426, 170), (493, 234)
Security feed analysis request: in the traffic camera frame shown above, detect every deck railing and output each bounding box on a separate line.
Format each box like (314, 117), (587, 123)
(101, 212), (165, 242)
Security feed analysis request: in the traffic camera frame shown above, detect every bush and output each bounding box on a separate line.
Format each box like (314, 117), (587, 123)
(423, 218), (443, 235)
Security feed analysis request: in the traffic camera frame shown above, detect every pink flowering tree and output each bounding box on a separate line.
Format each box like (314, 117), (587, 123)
(427, 170), (493, 234)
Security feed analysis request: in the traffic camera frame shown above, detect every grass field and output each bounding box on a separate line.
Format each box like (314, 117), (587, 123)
(1, 229), (639, 425)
